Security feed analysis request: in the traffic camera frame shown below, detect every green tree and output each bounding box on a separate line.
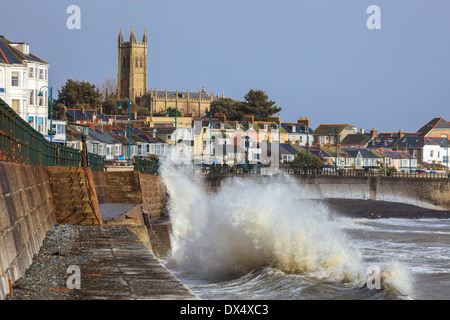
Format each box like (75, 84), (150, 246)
(209, 97), (246, 121)
(290, 150), (324, 169)
(56, 79), (102, 108)
(242, 89), (281, 121)
(166, 107), (183, 117)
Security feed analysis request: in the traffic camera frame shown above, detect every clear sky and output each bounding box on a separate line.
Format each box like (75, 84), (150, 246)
(2, 0), (450, 132)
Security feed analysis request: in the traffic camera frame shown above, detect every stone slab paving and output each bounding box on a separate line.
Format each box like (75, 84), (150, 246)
(73, 225), (199, 300)
(7, 224), (199, 300)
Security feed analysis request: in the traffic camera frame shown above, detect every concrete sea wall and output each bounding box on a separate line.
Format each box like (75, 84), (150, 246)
(0, 162), (56, 300)
(204, 174), (450, 211)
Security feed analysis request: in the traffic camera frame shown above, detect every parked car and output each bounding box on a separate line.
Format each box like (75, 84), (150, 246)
(415, 169), (427, 174)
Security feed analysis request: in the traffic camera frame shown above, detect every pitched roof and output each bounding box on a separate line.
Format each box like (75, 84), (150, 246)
(279, 143), (299, 155)
(313, 124), (356, 135)
(0, 36), (49, 65)
(417, 118), (450, 136)
(340, 133), (371, 146)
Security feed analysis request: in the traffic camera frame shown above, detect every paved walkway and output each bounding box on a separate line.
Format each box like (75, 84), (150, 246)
(99, 203), (140, 220)
(73, 225), (198, 300)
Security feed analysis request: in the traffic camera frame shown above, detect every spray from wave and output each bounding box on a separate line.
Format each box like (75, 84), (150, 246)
(160, 162), (413, 298)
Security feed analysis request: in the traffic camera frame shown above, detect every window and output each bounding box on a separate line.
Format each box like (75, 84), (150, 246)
(11, 100), (19, 113)
(11, 72), (19, 86)
(140, 57), (143, 68)
(135, 58), (138, 68)
(45, 69), (48, 80)
(37, 117), (44, 133)
(28, 68), (34, 78)
(38, 69), (44, 80)
(98, 144), (105, 155)
(115, 145), (121, 156)
(106, 146), (112, 156)
(430, 150), (434, 157)
(29, 90), (35, 105)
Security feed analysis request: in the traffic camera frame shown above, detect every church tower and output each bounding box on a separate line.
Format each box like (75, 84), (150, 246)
(118, 25), (148, 102)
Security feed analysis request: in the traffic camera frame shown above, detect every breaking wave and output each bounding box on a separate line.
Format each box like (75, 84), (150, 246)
(160, 163), (413, 299)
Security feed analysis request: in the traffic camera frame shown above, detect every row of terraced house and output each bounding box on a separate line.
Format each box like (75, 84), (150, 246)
(44, 105), (450, 173)
(1, 33), (448, 172)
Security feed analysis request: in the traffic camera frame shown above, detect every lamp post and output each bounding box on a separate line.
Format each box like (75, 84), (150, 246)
(246, 117), (249, 169)
(209, 112), (212, 165)
(118, 98), (131, 166)
(409, 134), (412, 173)
(278, 117), (281, 169)
(306, 125), (309, 171)
(442, 137), (449, 174)
(329, 128), (338, 171)
(38, 86), (52, 142)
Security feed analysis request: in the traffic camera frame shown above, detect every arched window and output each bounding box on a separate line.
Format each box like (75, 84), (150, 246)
(135, 58), (138, 68)
(140, 57), (143, 68)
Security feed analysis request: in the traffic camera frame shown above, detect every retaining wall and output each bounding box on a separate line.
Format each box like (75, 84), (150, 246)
(204, 174), (450, 211)
(46, 167), (102, 226)
(0, 162), (56, 300)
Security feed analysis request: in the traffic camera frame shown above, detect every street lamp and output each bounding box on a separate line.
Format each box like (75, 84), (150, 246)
(442, 137), (449, 174)
(329, 128), (338, 172)
(409, 134), (412, 173)
(38, 86), (52, 142)
(306, 125), (309, 171)
(118, 98), (131, 166)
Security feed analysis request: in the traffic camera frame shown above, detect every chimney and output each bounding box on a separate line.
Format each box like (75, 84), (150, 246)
(398, 130), (404, 139)
(297, 117), (310, 128)
(370, 129), (377, 137)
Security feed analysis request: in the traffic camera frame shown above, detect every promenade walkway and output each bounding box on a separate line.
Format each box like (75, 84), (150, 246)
(7, 205), (198, 300)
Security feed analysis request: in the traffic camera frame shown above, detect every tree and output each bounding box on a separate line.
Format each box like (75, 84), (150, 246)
(56, 79), (102, 108)
(209, 97), (246, 121)
(97, 78), (117, 100)
(290, 150), (324, 169)
(242, 89), (281, 121)
(166, 107), (183, 117)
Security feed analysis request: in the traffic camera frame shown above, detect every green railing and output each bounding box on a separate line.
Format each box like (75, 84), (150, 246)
(134, 156), (159, 175)
(0, 99), (104, 170)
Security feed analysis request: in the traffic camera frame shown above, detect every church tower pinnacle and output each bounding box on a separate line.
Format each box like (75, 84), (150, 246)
(118, 26), (148, 103)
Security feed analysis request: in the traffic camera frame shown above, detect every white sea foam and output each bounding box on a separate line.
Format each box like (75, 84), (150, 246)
(160, 163), (415, 297)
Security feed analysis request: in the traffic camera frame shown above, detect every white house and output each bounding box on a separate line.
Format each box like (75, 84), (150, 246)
(0, 35), (50, 136)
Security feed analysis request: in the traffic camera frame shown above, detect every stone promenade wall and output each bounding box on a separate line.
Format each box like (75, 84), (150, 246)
(204, 174), (450, 211)
(0, 162), (56, 300)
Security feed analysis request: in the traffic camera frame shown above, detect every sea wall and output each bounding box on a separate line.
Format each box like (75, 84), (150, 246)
(0, 162), (56, 300)
(203, 174), (450, 211)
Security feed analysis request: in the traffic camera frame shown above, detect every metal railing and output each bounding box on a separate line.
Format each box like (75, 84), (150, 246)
(188, 164), (450, 179)
(0, 99), (104, 170)
(134, 156), (159, 175)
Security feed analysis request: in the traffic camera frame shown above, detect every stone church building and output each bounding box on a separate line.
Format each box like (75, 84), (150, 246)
(118, 26), (222, 117)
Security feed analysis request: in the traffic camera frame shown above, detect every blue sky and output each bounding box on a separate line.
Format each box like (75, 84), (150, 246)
(2, 1), (450, 132)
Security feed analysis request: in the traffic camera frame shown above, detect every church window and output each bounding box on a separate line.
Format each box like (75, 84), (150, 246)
(135, 58), (138, 68)
(140, 57), (143, 68)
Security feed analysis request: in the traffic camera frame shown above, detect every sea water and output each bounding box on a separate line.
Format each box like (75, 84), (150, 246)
(160, 164), (450, 300)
